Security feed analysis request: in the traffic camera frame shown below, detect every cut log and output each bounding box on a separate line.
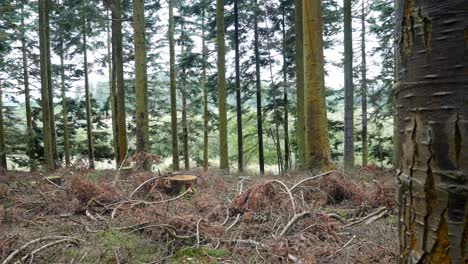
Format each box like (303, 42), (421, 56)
(158, 174), (197, 194)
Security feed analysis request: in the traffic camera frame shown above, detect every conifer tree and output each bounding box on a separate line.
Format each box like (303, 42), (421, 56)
(133, 0), (150, 170)
(216, 0), (228, 170)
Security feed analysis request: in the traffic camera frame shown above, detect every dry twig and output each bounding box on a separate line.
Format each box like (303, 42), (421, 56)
(290, 170), (336, 192)
(277, 211), (311, 237)
(2, 236), (79, 264)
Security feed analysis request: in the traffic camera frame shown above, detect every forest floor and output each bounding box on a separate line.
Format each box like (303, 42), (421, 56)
(1, 165), (397, 263)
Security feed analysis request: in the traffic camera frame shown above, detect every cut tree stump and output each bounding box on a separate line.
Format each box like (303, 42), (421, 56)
(159, 174), (197, 194)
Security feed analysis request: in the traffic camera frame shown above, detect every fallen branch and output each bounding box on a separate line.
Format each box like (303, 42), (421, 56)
(333, 235), (356, 255)
(290, 170), (336, 192)
(226, 214), (241, 231)
(39, 173), (63, 189)
(111, 188), (191, 218)
(2, 236), (78, 264)
(21, 238), (79, 262)
(220, 207), (230, 226)
(223, 239), (267, 248)
(129, 175), (167, 198)
(327, 213), (347, 224)
(277, 211), (311, 237)
(196, 218), (203, 246)
(343, 207), (387, 228)
(364, 209), (388, 225)
(269, 180), (296, 213)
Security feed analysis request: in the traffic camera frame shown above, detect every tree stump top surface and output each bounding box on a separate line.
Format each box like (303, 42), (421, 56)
(167, 175), (197, 181)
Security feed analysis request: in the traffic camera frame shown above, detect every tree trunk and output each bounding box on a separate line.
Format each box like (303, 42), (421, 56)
(107, 9), (118, 166)
(83, 16), (95, 169)
(46, 3), (57, 166)
(202, 8), (208, 171)
(303, 0), (333, 171)
(216, 0), (228, 170)
(254, 0), (264, 174)
(395, 0), (468, 262)
(0, 80), (6, 173)
(343, 0), (354, 171)
(294, 0), (305, 169)
(111, 0), (127, 165)
(38, 0), (54, 170)
(234, 0), (243, 172)
(180, 27), (189, 171)
(21, 1), (36, 171)
(133, 0), (150, 170)
(169, 0), (179, 171)
(282, 7), (290, 172)
(360, 0), (367, 167)
(265, 11), (283, 174)
(59, 33), (71, 167)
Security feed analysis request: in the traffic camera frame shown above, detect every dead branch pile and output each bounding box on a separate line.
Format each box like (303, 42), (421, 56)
(1, 169), (397, 263)
(229, 181), (276, 214)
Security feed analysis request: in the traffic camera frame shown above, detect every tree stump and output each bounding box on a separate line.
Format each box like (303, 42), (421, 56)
(159, 174), (197, 194)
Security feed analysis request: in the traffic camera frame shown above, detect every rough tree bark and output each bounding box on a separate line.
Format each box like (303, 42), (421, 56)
(38, 0), (54, 170)
(254, 0), (265, 174)
(216, 0), (229, 170)
(303, 0), (333, 171)
(107, 9), (118, 166)
(169, 0), (179, 171)
(343, 0), (354, 171)
(133, 0), (150, 170)
(395, 0), (468, 262)
(110, 0), (127, 165)
(234, 0), (243, 172)
(0, 79), (6, 173)
(21, 0), (36, 171)
(202, 7), (208, 171)
(295, 0), (305, 169)
(83, 16), (95, 169)
(361, 0), (367, 167)
(59, 33), (70, 167)
(180, 25), (189, 171)
(282, 7), (290, 172)
(45, 2), (57, 165)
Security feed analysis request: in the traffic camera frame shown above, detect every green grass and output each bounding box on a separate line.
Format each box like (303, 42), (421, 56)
(63, 230), (156, 263)
(87, 171), (105, 181)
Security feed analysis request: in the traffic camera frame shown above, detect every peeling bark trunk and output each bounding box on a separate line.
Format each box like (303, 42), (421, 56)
(169, 0), (179, 171)
(133, 0), (150, 170)
(254, 0), (264, 174)
(395, 0), (468, 262)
